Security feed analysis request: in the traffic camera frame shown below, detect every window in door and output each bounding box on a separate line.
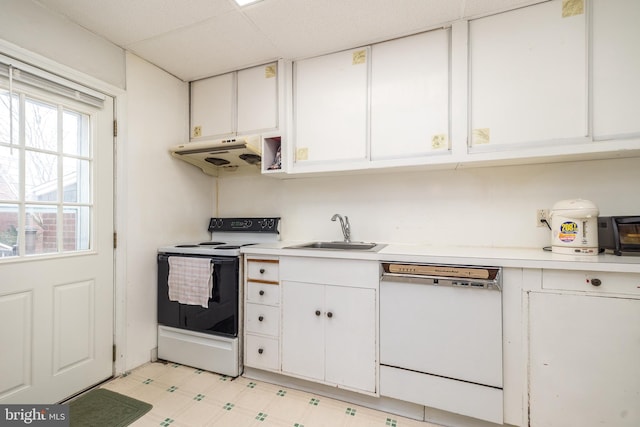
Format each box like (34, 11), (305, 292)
(0, 70), (97, 258)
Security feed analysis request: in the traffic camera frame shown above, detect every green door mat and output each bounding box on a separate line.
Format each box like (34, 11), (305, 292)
(69, 388), (152, 427)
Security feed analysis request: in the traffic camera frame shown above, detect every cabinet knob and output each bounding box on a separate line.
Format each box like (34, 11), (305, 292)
(258, 316), (264, 322)
(258, 348), (264, 354)
(260, 268), (265, 274)
(315, 310), (321, 316)
(259, 290), (265, 296)
(327, 312), (333, 318)
(590, 278), (602, 287)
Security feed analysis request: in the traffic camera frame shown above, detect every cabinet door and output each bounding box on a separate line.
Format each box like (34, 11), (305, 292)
(592, 0), (640, 139)
(190, 73), (234, 139)
(281, 281), (325, 381)
(469, 0), (586, 148)
(371, 30), (450, 159)
(529, 292), (640, 426)
(294, 48), (369, 163)
(324, 285), (376, 393)
(237, 63), (278, 134)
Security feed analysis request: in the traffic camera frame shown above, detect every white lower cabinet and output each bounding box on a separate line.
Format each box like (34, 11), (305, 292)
(245, 334), (279, 371)
(244, 258), (281, 372)
(528, 271), (640, 426)
(280, 257), (378, 394)
(281, 281), (376, 393)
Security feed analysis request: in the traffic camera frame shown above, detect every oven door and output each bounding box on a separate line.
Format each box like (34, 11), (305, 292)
(615, 217), (640, 252)
(157, 253), (240, 337)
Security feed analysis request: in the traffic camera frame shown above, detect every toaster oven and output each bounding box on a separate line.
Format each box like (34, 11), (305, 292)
(598, 216), (640, 255)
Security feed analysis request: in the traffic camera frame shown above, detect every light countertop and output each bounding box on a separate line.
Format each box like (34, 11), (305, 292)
(242, 241), (640, 273)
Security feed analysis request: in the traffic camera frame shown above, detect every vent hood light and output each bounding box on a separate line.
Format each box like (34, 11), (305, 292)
(234, 0), (262, 6)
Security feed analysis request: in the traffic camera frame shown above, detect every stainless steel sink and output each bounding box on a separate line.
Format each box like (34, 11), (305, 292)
(285, 241), (386, 252)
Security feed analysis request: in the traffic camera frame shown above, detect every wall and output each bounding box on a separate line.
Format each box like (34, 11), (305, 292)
(0, 0), (125, 89)
(123, 52), (215, 370)
(217, 156), (640, 249)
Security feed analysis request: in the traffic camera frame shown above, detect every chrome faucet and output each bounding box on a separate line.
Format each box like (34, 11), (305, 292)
(331, 214), (351, 242)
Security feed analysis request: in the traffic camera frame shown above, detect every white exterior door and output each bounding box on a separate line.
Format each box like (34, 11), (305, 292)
(0, 66), (114, 403)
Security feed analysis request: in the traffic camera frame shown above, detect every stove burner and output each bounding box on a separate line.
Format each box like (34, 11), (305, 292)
(214, 245), (241, 249)
(198, 241), (226, 246)
(176, 244), (200, 248)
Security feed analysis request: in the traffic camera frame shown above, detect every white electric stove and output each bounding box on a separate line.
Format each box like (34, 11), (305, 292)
(157, 217), (280, 376)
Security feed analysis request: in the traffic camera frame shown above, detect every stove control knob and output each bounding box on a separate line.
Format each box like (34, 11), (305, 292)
(258, 348), (264, 354)
(590, 278), (602, 287)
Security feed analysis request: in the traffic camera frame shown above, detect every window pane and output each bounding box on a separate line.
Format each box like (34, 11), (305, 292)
(25, 150), (58, 202)
(63, 110), (90, 156)
(25, 98), (57, 151)
(0, 203), (18, 257)
(0, 91), (19, 146)
(25, 204), (58, 255)
(0, 146), (20, 201)
(63, 206), (90, 251)
(63, 157), (90, 203)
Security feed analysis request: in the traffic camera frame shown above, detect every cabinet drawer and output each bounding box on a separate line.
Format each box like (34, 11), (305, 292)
(543, 269), (640, 296)
(245, 334), (279, 371)
(246, 303), (280, 336)
(247, 282), (280, 305)
(280, 257), (378, 288)
(247, 259), (279, 284)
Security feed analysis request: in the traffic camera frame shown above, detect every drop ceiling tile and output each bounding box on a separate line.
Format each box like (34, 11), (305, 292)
(244, 0), (463, 60)
(127, 10), (280, 81)
(463, 0), (545, 18)
(36, 0), (236, 45)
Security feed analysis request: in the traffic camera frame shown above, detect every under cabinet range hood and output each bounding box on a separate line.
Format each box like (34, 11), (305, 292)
(170, 136), (262, 176)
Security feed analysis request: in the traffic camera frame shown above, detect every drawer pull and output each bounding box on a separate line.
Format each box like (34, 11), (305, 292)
(259, 290), (265, 296)
(315, 310), (321, 316)
(258, 316), (264, 322)
(258, 348), (264, 354)
(260, 268), (265, 274)
(590, 278), (602, 287)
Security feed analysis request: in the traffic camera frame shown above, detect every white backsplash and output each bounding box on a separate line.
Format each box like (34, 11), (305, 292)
(218, 156), (640, 249)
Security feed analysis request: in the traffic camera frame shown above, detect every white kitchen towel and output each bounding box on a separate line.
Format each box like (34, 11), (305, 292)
(168, 257), (214, 308)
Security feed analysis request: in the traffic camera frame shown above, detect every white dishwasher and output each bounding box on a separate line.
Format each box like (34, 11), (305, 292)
(379, 262), (504, 424)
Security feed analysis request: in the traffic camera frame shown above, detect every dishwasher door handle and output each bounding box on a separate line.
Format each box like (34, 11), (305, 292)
(381, 270), (502, 291)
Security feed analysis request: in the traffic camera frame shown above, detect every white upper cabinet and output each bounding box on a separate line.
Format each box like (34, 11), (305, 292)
(591, 0), (640, 140)
(370, 29), (450, 160)
(293, 47), (369, 165)
(190, 62), (279, 141)
(468, 0), (587, 149)
(237, 63), (278, 134)
(191, 72), (235, 139)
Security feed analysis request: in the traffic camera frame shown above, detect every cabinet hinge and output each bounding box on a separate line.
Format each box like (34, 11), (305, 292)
(113, 120), (118, 137)
(113, 232), (117, 249)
